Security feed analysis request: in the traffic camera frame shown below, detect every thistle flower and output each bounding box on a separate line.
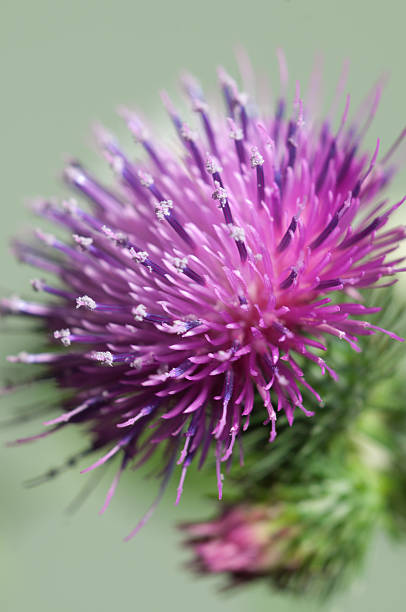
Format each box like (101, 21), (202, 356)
(182, 469), (381, 597)
(1, 56), (405, 536)
(182, 505), (277, 576)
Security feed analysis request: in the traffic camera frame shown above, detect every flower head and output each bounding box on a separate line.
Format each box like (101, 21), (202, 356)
(182, 506), (278, 577)
(181, 475), (377, 595)
(2, 56), (405, 536)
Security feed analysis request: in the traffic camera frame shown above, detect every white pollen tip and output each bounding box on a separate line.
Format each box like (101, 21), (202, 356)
(205, 156), (222, 175)
(101, 225), (127, 246)
(229, 224), (245, 242)
(155, 200), (173, 221)
(54, 328), (72, 347)
(92, 351), (114, 366)
(227, 118), (243, 141)
(171, 320), (187, 335)
(250, 147), (264, 167)
(130, 357), (143, 370)
(171, 256), (188, 272)
(73, 234), (93, 250)
(129, 248), (149, 263)
(138, 170), (153, 187)
(212, 182), (228, 207)
(76, 295), (97, 310)
(132, 304), (147, 321)
(31, 279), (45, 292)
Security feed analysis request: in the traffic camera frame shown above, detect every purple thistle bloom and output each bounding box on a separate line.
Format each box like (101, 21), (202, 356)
(181, 506), (279, 578)
(2, 56), (405, 537)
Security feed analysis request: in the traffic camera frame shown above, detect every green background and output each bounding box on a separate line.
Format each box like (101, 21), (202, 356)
(1, 1), (406, 610)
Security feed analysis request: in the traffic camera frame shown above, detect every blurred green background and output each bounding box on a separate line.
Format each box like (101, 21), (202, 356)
(1, 1), (405, 610)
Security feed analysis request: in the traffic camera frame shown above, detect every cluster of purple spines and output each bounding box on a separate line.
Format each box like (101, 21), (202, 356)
(2, 56), (405, 536)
